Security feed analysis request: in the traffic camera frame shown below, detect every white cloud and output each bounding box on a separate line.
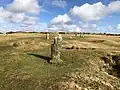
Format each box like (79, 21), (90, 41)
(0, 0), (40, 32)
(7, 0), (40, 14)
(0, 6), (38, 32)
(49, 11), (101, 32)
(0, 0), (42, 32)
(108, 1), (120, 13)
(48, 1), (120, 33)
(117, 24), (120, 30)
(48, 21), (101, 32)
(22, 16), (38, 25)
(0, 19), (22, 32)
(69, 1), (120, 22)
(50, 14), (71, 25)
(63, 25), (81, 32)
(8, 13), (25, 23)
(69, 2), (107, 21)
(108, 25), (113, 31)
(52, 0), (67, 8)
(0, 7), (13, 19)
(106, 24), (120, 34)
(0, 8), (37, 24)
(80, 23), (100, 33)
(48, 24), (81, 32)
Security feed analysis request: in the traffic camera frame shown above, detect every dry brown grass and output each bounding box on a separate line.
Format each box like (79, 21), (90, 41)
(0, 33), (120, 90)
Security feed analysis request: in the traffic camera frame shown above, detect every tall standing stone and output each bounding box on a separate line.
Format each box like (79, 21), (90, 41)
(75, 33), (77, 37)
(46, 33), (49, 39)
(50, 34), (63, 64)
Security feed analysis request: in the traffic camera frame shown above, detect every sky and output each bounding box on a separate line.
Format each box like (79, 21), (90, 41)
(0, 0), (120, 33)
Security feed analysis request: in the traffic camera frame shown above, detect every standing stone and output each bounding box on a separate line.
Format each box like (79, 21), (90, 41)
(80, 34), (84, 38)
(50, 34), (63, 64)
(46, 33), (49, 39)
(75, 33), (77, 37)
(80, 34), (82, 37)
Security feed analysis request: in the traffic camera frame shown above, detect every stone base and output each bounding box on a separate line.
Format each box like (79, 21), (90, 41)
(50, 58), (63, 64)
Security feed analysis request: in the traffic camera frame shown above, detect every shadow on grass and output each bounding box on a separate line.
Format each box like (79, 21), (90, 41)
(28, 53), (51, 63)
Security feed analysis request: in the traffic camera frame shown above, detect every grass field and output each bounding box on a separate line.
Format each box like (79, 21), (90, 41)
(0, 33), (120, 90)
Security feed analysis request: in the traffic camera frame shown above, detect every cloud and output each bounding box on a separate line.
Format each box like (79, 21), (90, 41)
(0, 6), (38, 32)
(107, 24), (120, 34)
(74, 23), (100, 33)
(0, 7), (38, 24)
(107, 25), (114, 31)
(49, 1), (120, 32)
(48, 20), (101, 32)
(7, 0), (40, 14)
(117, 24), (120, 30)
(69, 2), (107, 21)
(52, 0), (67, 8)
(69, 1), (120, 22)
(108, 1), (120, 12)
(48, 24), (81, 32)
(107, 24), (120, 31)
(22, 16), (38, 25)
(0, 7), (13, 19)
(50, 14), (71, 25)
(0, 18), (23, 32)
(0, 0), (41, 32)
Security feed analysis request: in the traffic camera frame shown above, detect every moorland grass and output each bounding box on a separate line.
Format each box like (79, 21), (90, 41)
(0, 34), (120, 90)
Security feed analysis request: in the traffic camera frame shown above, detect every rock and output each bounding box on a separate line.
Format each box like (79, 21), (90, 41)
(50, 34), (63, 64)
(12, 41), (24, 47)
(46, 33), (49, 39)
(75, 33), (78, 37)
(112, 55), (120, 68)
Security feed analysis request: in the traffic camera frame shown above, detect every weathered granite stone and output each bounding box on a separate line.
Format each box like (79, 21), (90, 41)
(50, 34), (63, 64)
(46, 33), (49, 39)
(75, 33), (77, 37)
